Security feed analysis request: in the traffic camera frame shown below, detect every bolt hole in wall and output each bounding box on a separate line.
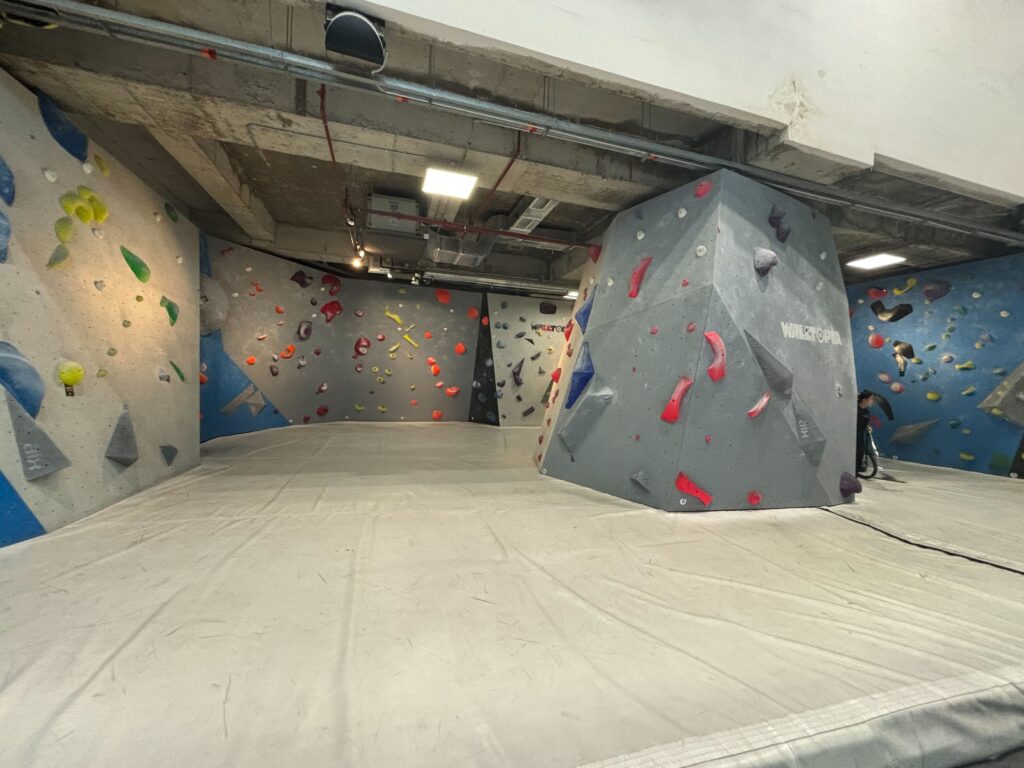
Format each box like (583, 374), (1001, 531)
(847, 252), (1024, 478)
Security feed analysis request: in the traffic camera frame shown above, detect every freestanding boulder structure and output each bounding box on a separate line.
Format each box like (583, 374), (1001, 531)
(539, 170), (856, 511)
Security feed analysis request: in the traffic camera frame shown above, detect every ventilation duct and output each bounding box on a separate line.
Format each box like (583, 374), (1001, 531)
(507, 197), (559, 235)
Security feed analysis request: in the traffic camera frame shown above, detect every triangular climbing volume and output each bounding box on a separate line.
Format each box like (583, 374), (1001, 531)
(5, 393), (71, 481)
(105, 406), (140, 467)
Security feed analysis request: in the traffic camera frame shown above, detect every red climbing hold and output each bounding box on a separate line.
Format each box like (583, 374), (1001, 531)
(868, 332), (885, 349)
(353, 337), (370, 358)
(686, 322), (697, 333)
(314, 348), (321, 356)
(246, 356), (256, 366)
(302, 415), (310, 424)
(410, 399), (418, 406)
(201, 47), (217, 60)
(564, 319), (574, 341)
(660, 375), (694, 424)
(628, 255), (653, 299)
(275, 305), (285, 314)
(454, 342), (467, 356)
(445, 386), (460, 397)
(675, 472), (713, 506)
(481, 316), (489, 327)
(320, 300), (342, 323)
(316, 405), (329, 417)
(747, 391), (771, 419)
(588, 244), (602, 262)
(423, 331), (433, 340)
(435, 381), (444, 388)
(426, 357), (437, 366)
(199, 373), (208, 385)
(435, 288), (451, 305)
(431, 364), (441, 377)
(431, 409), (443, 421)
(694, 180), (713, 198)
(649, 326), (659, 335)
(703, 331), (727, 381)
(866, 287), (888, 300)
(322, 274), (341, 296)
(281, 344), (296, 359)
(704, 434), (712, 444)
(551, 367), (562, 383)
(747, 490), (763, 505)
(681, 278), (690, 287)
(376, 333), (386, 342)
(467, 306), (480, 320)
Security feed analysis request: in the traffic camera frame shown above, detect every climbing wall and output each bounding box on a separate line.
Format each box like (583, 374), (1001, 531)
(0, 72), (199, 546)
(539, 169), (857, 512)
(846, 252), (1024, 477)
(201, 239), (487, 435)
(488, 294), (572, 426)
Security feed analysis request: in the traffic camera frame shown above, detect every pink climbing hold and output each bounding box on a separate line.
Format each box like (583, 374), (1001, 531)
(435, 288), (451, 304)
(426, 357), (437, 366)
(435, 381), (444, 388)
(354, 310), (365, 318)
(649, 326), (659, 335)
(747, 391), (770, 419)
(694, 180), (713, 198)
(675, 472), (713, 506)
(681, 278), (690, 287)
(354, 363), (364, 373)
(445, 386), (460, 398)
(747, 490), (762, 505)
(322, 274), (341, 296)
(320, 300), (342, 322)
(302, 415), (311, 424)
(686, 322), (697, 333)
(454, 342), (467, 355)
(588, 244), (602, 262)
(628, 255), (653, 298)
(660, 375), (694, 424)
(703, 331), (727, 381)
(704, 434), (712, 444)
(353, 337), (371, 358)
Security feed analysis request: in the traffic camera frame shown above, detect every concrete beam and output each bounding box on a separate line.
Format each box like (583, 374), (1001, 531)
(150, 131), (276, 240)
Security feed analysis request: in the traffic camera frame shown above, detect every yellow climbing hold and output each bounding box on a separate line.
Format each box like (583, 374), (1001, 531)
(384, 368), (392, 376)
(94, 154), (110, 177)
(77, 186), (109, 223)
(60, 191), (94, 223)
(910, 357), (922, 365)
(961, 385), (977, 396)
(377, 404), (388, 414)
(384, 308), (402, 325)
(371, 366), (380, 373)
(96, 369), (109, 378)
(926, 391), (942, 401)
(54, 216), (74, 243)
(954, 360), (975, 371)
(388, 353), (397, 360)
(388, 342), (401, 353)
(354, 404), (365, 412)
(403, 334), (419, 349)
(376, 376), (385, 383)
(57, 360), (85, 386)
(409, 384), (416, 391)
(893, 277), (917, 296)
(959, 451), (975, 461)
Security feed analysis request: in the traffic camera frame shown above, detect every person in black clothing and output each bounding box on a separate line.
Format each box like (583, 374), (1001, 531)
(856, 389), (894, 475)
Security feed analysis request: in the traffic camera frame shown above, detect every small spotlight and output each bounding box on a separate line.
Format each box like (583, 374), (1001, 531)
(351, 257), (363, 268)
(386, 271), (393, 279)
(564, 290), (579, 300)
(358, 247), (366, 258)
(846, 253), (906, 270)
(423, 167), (478, 200)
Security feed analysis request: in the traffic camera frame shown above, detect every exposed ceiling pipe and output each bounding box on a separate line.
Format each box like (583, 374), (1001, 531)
(469, 132), (520, 227)
(7, 0), (1024, 249)
(316, 83), (358, 254)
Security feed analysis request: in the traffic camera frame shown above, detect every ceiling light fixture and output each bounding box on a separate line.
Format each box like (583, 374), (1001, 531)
(846, 253), (907, 270)
(422, 167), (478, 200)
(358, 247), (366, 258)
(386, 271), (393, 279)
(351, 257), (363, 268)
(564, 290), (579, 300)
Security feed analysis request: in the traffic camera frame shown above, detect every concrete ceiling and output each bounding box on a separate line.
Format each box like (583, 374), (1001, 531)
(0, 0), (1019, 287)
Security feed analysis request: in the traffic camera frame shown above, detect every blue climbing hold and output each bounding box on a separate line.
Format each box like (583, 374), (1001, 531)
(575, 291), (595, 334)
(0, 342), (45, 418)
(0, 209), (9, 264)
(565, 341), (595, 409)
(37, 91), (88, 162)
(0, 468), (45, 547)
(0, 152), (14, 206)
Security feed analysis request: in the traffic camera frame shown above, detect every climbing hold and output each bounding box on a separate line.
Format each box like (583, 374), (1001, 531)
(120, 245), (151, 282)
(674, 472), (712, 506)
(468, 306), (480, 319)
(432, 287), (453, 305)
(46, 244), (71, 269)
(744, 331), (793, 396)
(954, 360), (975, 371)
(5, 395), (71, 481)
(296, 356), (307, 370)
(839, 472), (861, 498)
(322, 274), (341, 295)
(426, 357), (437, 366)
(575, 293), (595, 334)
(959, 451), (976, 462)
(564, 342), (594, 409)
(107, 347), (118, 357)
(410, 399), (418, 406)
(557, 386), (613, 451)
(871, 300), (913, 322)
(694, 180), (713, 198)
(454, 342), (467, 355)
(431, 409), (443, 421)
(961, 385), (977, 396)
(695, 245), (707, 257)
(703, 331), (726, 382)
(384, 308), (402, 325)
(940, 353), (955, 364)
(0, 210), (9, 264)
(704, 435), (712, 444)
(551, 368), (562, 384)
(104, 406), (139, 467)
(926, 391), (942, 401)
(445, 386), (461, 397)
(746, 391), (771, 419)
(922, 280), (951, 301)
(892, 277), (917, 296)
(159, 295), (180, 326)
(0, 343), (45, 418)
(563, 319), (574, 341)
(866, 287), (888, 300)
(890, 419), (938, 445)
(686, 322), (696, 333)
(169, 361), (185, 382)
(269, 365), (279, 377)
(316, 382), (328, 394)
(56, 360), (85, 387)
(280, 344), (296, 359)
(890, 382), (904, 394)
(77, 186), (108, 223)
(512, 359), (525, 387)
(54, 216), (74, 244)
(753, 247), (780, 276)
(245, 356), (256, 366)
(402, 334), (419, 349)
(320, 300), (342, 322)
(423, 331), (433, 340)
(631, 471), (650, 491)
(37, 92), (88, 161)
(892, 340), (914, 376)
(0, 152), (13, 206)
(747, 491), (762, 506)
(867, 332), (885, 349)
(158, 445), (178, 466)
(628, 255), (654, 298)
(660, 376), (693, 424)
(290, 270), (313, 287)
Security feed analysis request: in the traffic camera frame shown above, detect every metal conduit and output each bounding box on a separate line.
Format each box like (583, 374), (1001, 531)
(5, 0), (1023, 248)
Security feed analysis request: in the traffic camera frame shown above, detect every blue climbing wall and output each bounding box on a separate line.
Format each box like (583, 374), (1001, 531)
(846, 252), (1024, 477)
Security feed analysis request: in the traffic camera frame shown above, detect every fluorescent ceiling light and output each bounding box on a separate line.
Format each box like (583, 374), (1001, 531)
(846, 253), (906, 270)
(423, 167), (477, 199)
(564, 290), (579, 299)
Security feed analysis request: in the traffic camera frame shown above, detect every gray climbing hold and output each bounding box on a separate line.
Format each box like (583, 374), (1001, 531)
(745, 330), (793, 397)
(890, 419), (939, 446)
(753, 247), (780, 276)
(246, 389), (267, 417)
(160, 445), (178, 466)
(789, 392), (828, 465)
(630, 471), (650, 492)
(105, 406), (139, 467)
(5, 393), (71, 481)
(557, 386), (614, 452)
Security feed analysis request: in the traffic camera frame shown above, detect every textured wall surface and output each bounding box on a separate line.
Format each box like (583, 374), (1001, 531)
(201, 239), (488, 437)
(488, 294), (571, 426)
(847, 253), (1024, 478)
(0, 72), (199, 546)
(539, 170), (856, 512)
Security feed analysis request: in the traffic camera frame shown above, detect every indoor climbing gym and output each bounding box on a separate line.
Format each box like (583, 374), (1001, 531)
(1, 3), (1023, 767)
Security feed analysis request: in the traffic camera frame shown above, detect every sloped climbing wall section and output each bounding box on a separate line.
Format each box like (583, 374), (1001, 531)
(539, 170), (857, 512)
(0, 72), (199, 546)
(201, 238), (488, 435)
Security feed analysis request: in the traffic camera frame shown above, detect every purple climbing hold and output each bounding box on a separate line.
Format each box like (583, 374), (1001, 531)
(839, 471), (862, 498)
(922, 280), (951, 302)
(290, 270), (313, 288)
(565, 341), (594, 409)
(297, 320), (313, 340)
(575, 291), (596, 334)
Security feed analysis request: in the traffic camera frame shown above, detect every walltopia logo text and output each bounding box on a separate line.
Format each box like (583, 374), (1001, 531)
(780, 321), (842, 345)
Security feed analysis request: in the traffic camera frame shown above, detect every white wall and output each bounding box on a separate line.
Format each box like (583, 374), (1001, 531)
(357, 0), (1024, 204)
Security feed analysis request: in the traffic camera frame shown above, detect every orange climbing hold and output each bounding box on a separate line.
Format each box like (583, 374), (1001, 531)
(280, 344), (296, 359)
(431, 409), (443, 421)
(246, 356), (256, 366)
(199, 373), (208, 385)
(675, 472), (712, 506)
(454, 342), (467, 355)
(275, 305), (285, 314)
(423, 331), (433, 340)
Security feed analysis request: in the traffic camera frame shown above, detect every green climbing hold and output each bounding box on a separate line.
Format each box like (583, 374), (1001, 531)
(135, 295), (144, 302)
(55, 216), (74, 243)
(923, 343), (937, 352)
(948, 419), (961, 429)
(96, 368), (109, 378)
(164, 203), (179, 222)
(159, 295), (180, 326)
(169, 360), (185, 381)
(122, 319), (132, 328)
(47, 244), (71, 269)
(120, 245), (151, 283)
(107, 347), (117, 356)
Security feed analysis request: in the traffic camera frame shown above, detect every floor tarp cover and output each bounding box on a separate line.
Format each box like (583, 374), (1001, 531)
(1, 424), (1022, 767)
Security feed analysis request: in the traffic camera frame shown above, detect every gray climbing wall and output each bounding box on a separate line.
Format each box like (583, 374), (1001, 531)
(488, 294), (572, 426)
(539, 170), (857, 511)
